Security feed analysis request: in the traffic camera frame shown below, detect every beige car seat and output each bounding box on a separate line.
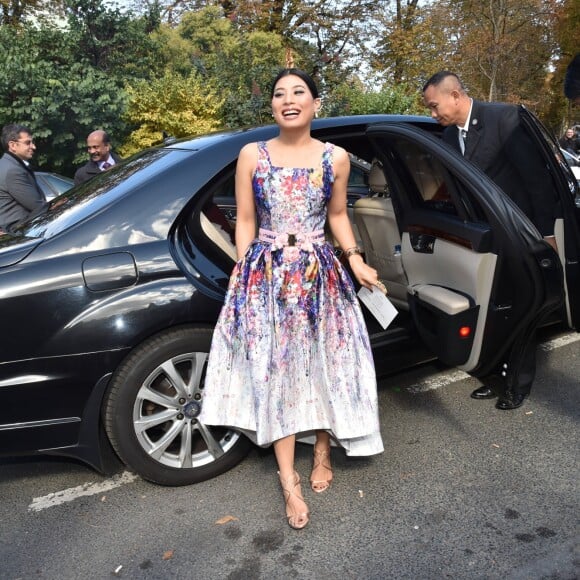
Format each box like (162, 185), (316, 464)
(353, 159), (409, 309)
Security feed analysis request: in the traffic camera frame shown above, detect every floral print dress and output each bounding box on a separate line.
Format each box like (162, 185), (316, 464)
(200, 141), (384, 456)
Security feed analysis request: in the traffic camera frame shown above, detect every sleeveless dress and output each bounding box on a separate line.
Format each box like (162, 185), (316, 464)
(200, 141), (384, 456)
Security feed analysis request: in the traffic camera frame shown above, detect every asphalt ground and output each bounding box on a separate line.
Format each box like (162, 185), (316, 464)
(0, 329), (578, 580)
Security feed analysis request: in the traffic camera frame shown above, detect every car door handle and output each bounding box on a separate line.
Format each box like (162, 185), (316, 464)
(409, 232), (435, 254)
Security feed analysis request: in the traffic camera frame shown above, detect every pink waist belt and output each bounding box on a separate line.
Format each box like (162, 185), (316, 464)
(258, 228), (326, 250)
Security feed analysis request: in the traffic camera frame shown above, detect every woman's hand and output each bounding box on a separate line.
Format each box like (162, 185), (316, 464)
(348, 255), (382, 291)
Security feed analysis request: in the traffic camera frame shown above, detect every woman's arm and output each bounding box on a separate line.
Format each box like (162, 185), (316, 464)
(234, 143), (258, 260)
(327, 146), (379, 290)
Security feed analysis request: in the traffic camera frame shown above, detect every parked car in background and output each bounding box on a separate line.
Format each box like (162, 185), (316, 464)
(1, 113), (578, 486)
(35, 171), (74, 200)
(559, 149), (580, 207)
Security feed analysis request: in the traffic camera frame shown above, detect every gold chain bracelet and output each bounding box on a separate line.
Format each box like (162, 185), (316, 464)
(344, 246), (363, 258)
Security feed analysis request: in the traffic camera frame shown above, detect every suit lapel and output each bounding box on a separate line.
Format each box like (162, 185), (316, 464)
(464, 101), (482, 160)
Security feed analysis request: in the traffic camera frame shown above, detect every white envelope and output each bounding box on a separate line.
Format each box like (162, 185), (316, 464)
(357, 285), (398, 330)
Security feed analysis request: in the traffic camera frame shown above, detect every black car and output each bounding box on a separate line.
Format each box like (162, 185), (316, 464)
(1, 114), (579, 486)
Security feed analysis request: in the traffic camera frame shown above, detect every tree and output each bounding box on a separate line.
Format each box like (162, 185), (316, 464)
(122, 69), (223, 155)
(175, 6), (286, 127)
(423, 0), (558, 106)
(1, 0), (65, 26)
(224, 0), (377, 92)
(327, 78), (422, 116)
(64, 0), (163, 80)
(372, 0), (424, 84)
(132, 0), (377, 97)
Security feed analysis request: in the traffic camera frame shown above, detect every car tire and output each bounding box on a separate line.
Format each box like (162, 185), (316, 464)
(103, 326), (252, 486)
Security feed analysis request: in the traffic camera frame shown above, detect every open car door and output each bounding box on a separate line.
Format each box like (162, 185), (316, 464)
(518, 106), (580, 330)
(365, 124), (564, 383)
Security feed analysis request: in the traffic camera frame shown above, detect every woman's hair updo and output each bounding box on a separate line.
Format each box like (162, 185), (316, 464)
(270, 68), (319, 99)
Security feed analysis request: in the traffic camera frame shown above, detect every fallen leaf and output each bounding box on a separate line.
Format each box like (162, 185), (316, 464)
(215, 515), (239, 525)
(162, 550), (174, 561)
(100, 496), (106, 502)
(491, 443), (500, 448)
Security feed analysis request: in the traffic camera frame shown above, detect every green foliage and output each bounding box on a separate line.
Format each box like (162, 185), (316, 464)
(0, 0), (52, 26)
(152, 24), (196, 77)
(175, 7), (286, 127)
(121, 69), (224, 156)
(327, 81), (423, 117)
(64, 0), (164, 80)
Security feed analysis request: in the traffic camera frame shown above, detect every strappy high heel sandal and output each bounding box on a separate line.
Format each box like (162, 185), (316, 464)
(278, 471), (310, 530)
(310, 448), (333, 493)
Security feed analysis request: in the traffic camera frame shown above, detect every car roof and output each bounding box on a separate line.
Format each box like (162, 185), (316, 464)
(163, 115), (437, 152)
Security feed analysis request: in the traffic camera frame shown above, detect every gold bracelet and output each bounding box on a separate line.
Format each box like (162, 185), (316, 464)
(344, 246), (363, 258)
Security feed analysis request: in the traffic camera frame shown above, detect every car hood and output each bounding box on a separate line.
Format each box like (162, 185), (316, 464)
(0, 233), (41, 268)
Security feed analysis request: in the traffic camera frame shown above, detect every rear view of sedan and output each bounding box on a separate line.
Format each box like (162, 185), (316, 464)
(1, 115), (578, 486)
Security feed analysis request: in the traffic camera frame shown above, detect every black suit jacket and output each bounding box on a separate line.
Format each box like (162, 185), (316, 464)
(442, 100), (557, 236)
(74, 152), (122, 185)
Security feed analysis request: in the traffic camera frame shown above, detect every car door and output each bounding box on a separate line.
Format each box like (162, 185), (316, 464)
(366, 123), (564, 383)
(518, 106), (580, 330)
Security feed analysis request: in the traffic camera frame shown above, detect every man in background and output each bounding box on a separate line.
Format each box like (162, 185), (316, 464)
(74, 130), (121, 185)
(0, 123), (46, 231)
(559, 128), (579, 155)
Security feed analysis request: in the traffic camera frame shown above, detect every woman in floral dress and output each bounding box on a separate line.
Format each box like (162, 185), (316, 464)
(200, 68), (384, 529)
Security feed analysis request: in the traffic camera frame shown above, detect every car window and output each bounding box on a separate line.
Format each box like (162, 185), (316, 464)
(43, 174), (73, 195)
(183, 169), (237, 272)
(389, 139), (459, 216)
(523, 115), (579, 198)
(374, 136), (486, 223)
(13, 149), (179, 240)
(348, 160), (369, 188)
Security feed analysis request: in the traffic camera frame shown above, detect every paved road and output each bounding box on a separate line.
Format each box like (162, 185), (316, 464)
(1, 331), (578, 580)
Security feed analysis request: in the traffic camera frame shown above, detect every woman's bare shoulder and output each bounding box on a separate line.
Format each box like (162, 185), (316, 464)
(326, 142), (349, 165)
(238, 141), (261, 158)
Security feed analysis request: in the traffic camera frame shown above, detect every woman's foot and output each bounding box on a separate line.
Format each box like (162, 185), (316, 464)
(310, 447), (333, 493)
(278, 471), (310, 530)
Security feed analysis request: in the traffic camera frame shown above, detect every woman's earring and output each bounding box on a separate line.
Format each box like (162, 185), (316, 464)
(314, 110), (319, 119)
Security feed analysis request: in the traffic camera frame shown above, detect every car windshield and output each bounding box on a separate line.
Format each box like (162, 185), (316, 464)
(13, 148), (179, 239)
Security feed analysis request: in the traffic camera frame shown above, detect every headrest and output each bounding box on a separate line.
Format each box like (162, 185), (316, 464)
(368, 159), (388, 195)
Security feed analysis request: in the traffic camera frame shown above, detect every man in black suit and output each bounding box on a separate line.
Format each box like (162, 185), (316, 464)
(422, 71), (560, 410)
(0, 124), (47, 231)
(74, 130), (122, 185)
